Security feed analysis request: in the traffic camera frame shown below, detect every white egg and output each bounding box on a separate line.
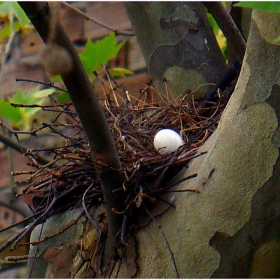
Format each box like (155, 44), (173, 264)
(153, 129), (184, 155)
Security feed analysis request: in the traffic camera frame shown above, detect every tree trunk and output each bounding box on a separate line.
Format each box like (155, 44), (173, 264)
(134, 9), (280, 278)
(125, 2), (227, 99)
(27, 8), (280, 279)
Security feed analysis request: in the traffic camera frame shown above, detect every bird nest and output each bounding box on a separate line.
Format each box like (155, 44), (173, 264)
(0, 81), (225, 255)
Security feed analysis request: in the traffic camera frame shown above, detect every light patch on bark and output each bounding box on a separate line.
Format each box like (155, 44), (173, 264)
(253, 11), (280, 45)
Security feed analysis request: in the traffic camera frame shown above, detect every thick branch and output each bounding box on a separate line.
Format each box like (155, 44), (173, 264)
(18, 1), (125, 263)
(204, 2), (247, 61)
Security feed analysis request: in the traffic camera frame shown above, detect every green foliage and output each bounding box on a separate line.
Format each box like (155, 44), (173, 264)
(55, 91), (71, 103)
(79, 32), (125, 75)
(0, 100), (21, 123)
(108, 67), (134, 78)
(0, 22), (21, 42)
(0, 2), (31, 42)
(207, 13), (227, 61)
(234, 2), (280, 13)
(0, 88), (55, 130)
(51, 32), (127, 82)
(0, 2), (30, 24)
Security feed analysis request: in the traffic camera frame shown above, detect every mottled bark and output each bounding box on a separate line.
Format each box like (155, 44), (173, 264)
(125, 2), (227, 99)
(134, 9), (280, 278)
(25, 5), (280, 279)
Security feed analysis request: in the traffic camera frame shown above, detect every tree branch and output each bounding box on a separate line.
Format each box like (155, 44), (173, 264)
(18, 1), (125, 265)
(0, 132), (50, 166)
(204, 2), (247, 62)
(0, 192), (32, 218)
(61, 2), (134, 36)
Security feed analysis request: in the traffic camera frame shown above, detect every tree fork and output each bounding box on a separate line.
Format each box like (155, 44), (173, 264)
(18, 1), (125, 268)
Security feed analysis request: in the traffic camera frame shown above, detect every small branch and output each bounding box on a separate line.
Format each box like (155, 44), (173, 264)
(16, 78), (68, 92)
(0, 192), (32, 218)
(5, 255), (29, 262)
(0, 132), (50, 165)
(82, 183), (103, 239)
(61, 2), (134, 36)
(204, 2), (246, 61)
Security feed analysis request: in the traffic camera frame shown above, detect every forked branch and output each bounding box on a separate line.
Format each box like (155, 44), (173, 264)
(18, 1), (125, 267)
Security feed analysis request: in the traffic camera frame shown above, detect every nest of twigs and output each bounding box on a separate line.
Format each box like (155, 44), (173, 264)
(0, 81), (225, 254)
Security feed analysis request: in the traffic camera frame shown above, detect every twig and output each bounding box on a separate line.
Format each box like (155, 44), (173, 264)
(18, 210), (84, 247)
(15, 78), (68, 92)
(5, 255), (28, 262)
(82, 183), (103, 239)
(0, 192), (32, 218)
(29, 220), (44, 278)
(61, 2), (134, 36)
(0, 132), (50, 165)
(0, 211), (43, 234)
(204, 2), (246, 61)
(103, 65), (120, 107)
(11, 190), (58, 250)
(149, 173), (198, 195)
(143, 203), (180, 278)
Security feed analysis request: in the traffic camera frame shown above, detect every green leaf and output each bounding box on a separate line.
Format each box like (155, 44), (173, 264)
(234, 2), (280, 13)
(0, 2), (30, 24)
(207, 13), (219, 35)
(25, 88), (56, 102)
(0, 24), (11, 42)
(275, 36), (280, 43)
(9, 88), (55, 105)
(50, 75), (63, 82)
(0, 22), (21, 42)
(79, 32), (125, 74)
(0, 100), (22, 123)
(5, 88), (56, 129)
(11, 2), (30, 25)
(56, 91), (71, 103)
(0, 2), (9, 14)
(207, 13), (227, 61)
(108, 67), (134, 78)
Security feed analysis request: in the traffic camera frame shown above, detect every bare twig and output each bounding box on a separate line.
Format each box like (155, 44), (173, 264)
(144, 204), (180, 278)
(16, 78), (68, 92)
(61, 2), (134, 36)
(0, 192), (32, 218)
(5, 255), (29, 262)
(0, 132), (50, 165)
(82, 183), (103, 239)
